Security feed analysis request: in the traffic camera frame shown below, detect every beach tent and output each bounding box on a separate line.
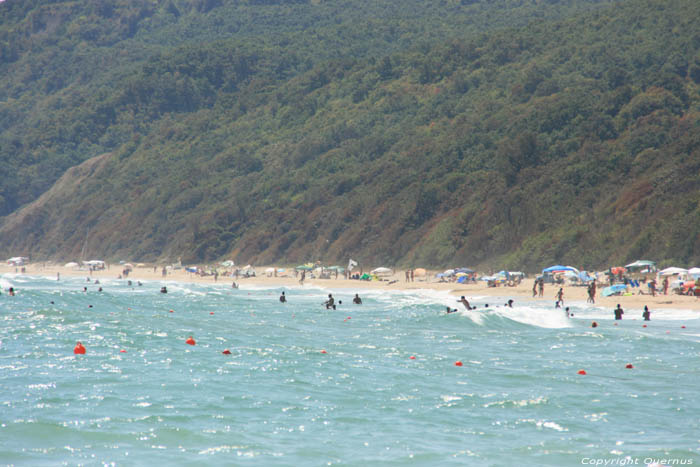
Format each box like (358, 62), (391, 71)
(295, 264), (314, 271)
(659, 267), (688, 276)
(221, 260), (235, 267)
(371, 267), (393, 276)
(688, 267), (700, 279)
(625, 260), (656, 270)
(64, 262), (79, 268)
(602, 284), (627, 297)
(7, 256), (28, 266)
(185, 267), (198, 273)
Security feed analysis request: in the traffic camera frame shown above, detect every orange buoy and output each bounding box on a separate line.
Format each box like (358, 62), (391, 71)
(577, 369), (586, 375)
(73, 342), (86, 355)
(222, 349), (231, 355)
(625, 363), (634, 369)
(210, 312), (214, 315)
(186, 336), (196, 346)
(169, 309), (174, 313)
(455, 361), (463, 367)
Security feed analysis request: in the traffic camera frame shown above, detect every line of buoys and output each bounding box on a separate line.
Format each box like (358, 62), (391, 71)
(73, 342), (86, 354)
(185, 336), (196, 345)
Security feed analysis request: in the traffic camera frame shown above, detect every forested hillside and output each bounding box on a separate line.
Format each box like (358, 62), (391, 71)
(1, 0), (699, 270)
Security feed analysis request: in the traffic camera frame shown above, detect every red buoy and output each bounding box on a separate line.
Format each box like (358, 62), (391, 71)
(320, 350), (327, 354)
(120, 349), (127, 353)
(455, 361), (463, 366)
(169, 309), (174, 313)
(591, 322), (598, 328)
(73, 342), (86, 355)
(681, 325), (686, 329)
(210, 312), (214, 315)
(222, 349), (231, 355)
(186, 336), (196, 345)
(577, 369), (586, 375)
(409, 356), (416, 360)
(625, 363), (634, 369)
(643, 324), (647, 328)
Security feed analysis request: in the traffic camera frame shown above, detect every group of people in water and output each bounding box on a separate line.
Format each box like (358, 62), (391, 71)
(278, 291), (363, 310)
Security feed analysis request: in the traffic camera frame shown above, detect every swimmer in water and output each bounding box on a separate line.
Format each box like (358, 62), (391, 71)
(280, 291), (287, 303)
(353, 294), (362, 304)
(324, 294), (335, 310)
(614, 304), (624, 320)
(642, 305), (650, 321)
(507, 299), (514, 308)
(457, 296), (471, 310)
(160, 286), (168, 294)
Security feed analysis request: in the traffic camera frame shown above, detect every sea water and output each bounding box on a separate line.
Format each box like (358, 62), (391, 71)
(1, 274), (699, 466)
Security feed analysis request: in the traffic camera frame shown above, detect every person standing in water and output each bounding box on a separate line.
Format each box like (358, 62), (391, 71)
(642, 306), (650, 321)
(457, 296), (471, 310)
(556, 287), (564, 307)
(352, 294), (362, 304)
(279, 291), (287, 303)
(614, 304), (624, 320)
(324, 294), (335, 310)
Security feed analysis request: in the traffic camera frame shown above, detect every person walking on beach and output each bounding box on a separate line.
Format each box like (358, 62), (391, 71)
(556, 288), (564, 307)
(458, 296), (471, 310)
(642, 305), (650, 321)
(405, 270), (409, 282)
(532, 280), (538, 297)
(410, 269), (414, 282)
(299, 270), (306, 285)
(614, 304), (624, 320)
(280, 292), (286, 303)
(662, 277), (669, 295)
(587, 283), (595, 303)
(649, 279), (657, 297)
(538, 279), (544, 298)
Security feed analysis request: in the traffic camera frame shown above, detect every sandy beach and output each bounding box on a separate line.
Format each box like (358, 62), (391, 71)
(3, 262), (699, 312)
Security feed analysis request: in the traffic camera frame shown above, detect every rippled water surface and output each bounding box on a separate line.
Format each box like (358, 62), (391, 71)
(1, 274), (699, 466)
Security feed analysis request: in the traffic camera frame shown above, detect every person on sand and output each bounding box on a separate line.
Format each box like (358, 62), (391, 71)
(353, 294), (362, 305)
(649, 279), (657, 297)
(232, 281), (238, 289)
(538, 279), (544, 298)
(614, 304), (624, 320)
(279, 291), (286, 303)
(642, 305), (650, 321)
(457, 296), (471, 310)
(532, 280), (538, 297)
(324, 294), (335, 310)
(299, 270), (306, 286)
(662, 277), (669, 295)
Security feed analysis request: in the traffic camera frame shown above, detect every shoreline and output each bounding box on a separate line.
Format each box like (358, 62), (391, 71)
(2, 263), (700, 312)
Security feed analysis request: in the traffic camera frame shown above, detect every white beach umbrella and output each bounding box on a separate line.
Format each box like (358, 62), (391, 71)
(64, 262), (79, 268)
(371, 267), (393, 276)
(659, 267), (688, 276)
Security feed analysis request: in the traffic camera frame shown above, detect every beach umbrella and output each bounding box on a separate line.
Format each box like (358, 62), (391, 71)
(659, 267), (688, 276)
(688, 267), (700, 278)
(221, 260), (235, 267)
(602, 284), (627, 297)
(295, 264), (313, 271)
(443, 269), (455, 276)
(455, 272), (469, 277)
(625, 260), (656, 269)
(64, 262), (79, 268)
(455, 267), (474, 274)
(123, 263), (134, 270)
(371, 267), (393, 276)
(542, 265), (577, 273)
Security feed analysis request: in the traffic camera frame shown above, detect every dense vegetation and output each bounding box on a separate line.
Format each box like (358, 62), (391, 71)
(1, 0), (699, 270)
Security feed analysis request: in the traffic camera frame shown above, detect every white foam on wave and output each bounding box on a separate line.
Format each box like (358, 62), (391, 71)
(488, 305), (573, 329)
